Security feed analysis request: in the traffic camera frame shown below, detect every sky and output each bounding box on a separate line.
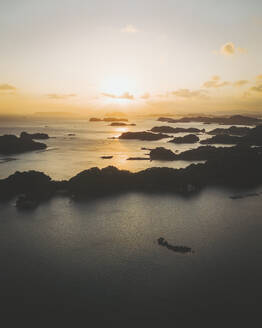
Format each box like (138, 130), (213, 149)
(1, 0), (262, 115)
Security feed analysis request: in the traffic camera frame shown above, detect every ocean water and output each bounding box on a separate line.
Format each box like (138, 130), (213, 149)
(0, 117), (231, 180)
(1, 117), (261, 325)
(1, 187), (262, 325)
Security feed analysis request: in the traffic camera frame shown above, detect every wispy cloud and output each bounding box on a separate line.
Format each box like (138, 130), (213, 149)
(170, 89), (207, 99)
(0, 84), (16, 91)
(203, 76), (230, 88)
(140, 93), (150, 99)
(121, 24), (138, 33)
(221, 42), (235, 55)
(233, 80), (249, 87)
(46, 93), (77, 99)
(215, 42), (247, 56)
(212, 75), (220, 81)
(250, 84), (262, 93)
(102, 92), (134, 100)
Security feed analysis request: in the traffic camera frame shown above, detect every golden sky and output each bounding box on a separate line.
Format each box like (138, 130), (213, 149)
(1, 0), (262, 115)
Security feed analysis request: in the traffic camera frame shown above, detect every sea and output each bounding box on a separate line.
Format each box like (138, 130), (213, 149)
(0, 116), (223, 179)
(0, 117), (261, 325)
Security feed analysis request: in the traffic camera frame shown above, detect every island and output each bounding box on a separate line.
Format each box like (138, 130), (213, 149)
(207, 126), (251, 136)
(201, 125), (262, 145)
(1, 143), (262, 207)
(157, 237), (193, 254)
(110, 122), (136, 126)
(168, 134), (199, 144)
(200, 134), (242, 145)
(20, 131), (49, 140)
(89, 117), (129, 122)
(0, 134), (47, 155)
(149, 144), (262, 161)
(157, 115), (262, 126)
(151, 126), (205, 133)
(118, 131), (171, 141)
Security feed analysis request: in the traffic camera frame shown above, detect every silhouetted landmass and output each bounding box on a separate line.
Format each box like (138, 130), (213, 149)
(101, 156), (113, 159)
(127, 157), (150, 160)
(151, 126), (205, 133)
(0, 134), (47, 155)
(1, 144), (262, 206)
(201, 134), (242, 144)
(150, 147), (177, 161)
(157, 237), (193, 254)
(201, 126), (262, 145)
(168, 134), (199, 144)
(89, 117), (102, 122)
(207, 126), (251, 136)
(90, 117), (129, 122)
(230, 192), (260, 200)
(241, 125), (262, 145)
(0, 170), (57, 201)
(16, 194), (39, 209)
(157, 115), (262, 126)
(149, 145), (262, 161)
(110, 122), (136, 126)
(104, 117), (128, 122)
(20, 131), (49, 140)
(141, 147), (153, 151)
(119, 131), (171, 141)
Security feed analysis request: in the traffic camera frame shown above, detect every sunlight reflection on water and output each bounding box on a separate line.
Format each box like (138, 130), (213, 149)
(0, 117), (239, 179)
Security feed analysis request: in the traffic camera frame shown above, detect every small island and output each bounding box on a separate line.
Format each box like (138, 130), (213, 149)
(90, 117), (129, 122)
(0, 133), (47, 155)
(151, 126), (205, 134)
(110, 122), (136, 126)
(157, 115), (262, 126)
(118, 131), (171, 141)
(168, 134), (199, 144)
(201, 126), (262, 145)
(20, 131), (49, 140)
(207, 126), (251, 136)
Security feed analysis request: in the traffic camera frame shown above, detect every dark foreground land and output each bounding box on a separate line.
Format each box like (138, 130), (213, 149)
(1, 143), (262, 206)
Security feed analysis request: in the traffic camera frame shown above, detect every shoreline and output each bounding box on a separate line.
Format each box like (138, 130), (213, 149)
(1, 143), (262, 207)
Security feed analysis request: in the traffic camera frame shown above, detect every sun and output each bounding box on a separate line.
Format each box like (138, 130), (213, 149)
(101, 76), (136, 96)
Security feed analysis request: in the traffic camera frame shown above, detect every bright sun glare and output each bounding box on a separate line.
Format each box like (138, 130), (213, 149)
(101, 76), (136, 97)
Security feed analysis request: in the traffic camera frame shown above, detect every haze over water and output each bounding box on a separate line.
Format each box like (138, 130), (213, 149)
(0, 117), (233, 179)
(1, 0), (262, 325)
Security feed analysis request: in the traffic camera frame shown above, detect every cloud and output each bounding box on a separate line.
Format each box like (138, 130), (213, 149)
(0, 84), (16, 91)
(102, 92), (134, 100)
(140, 93), (150, 99)
(212, 75), (220, 81)
(250, 84), (262, 93)
(238, 47), (248, 54)
(220, 42), (235, 55)
(121, 24), (138, 33)
(218, 42), (247, 56)
(233, 80), (249, 87)
(170, 89), (207, 99)
(46, 93), (76, 99)
(203, 76), (230, 88)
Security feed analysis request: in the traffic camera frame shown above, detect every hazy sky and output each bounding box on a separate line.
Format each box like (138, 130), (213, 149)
(1, 0), (262, 114)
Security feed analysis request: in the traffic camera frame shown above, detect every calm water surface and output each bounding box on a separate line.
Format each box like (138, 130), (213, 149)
(0, 117), (233, 179)
(1, 187), (262, 325)
(1, 118), (261, 325)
